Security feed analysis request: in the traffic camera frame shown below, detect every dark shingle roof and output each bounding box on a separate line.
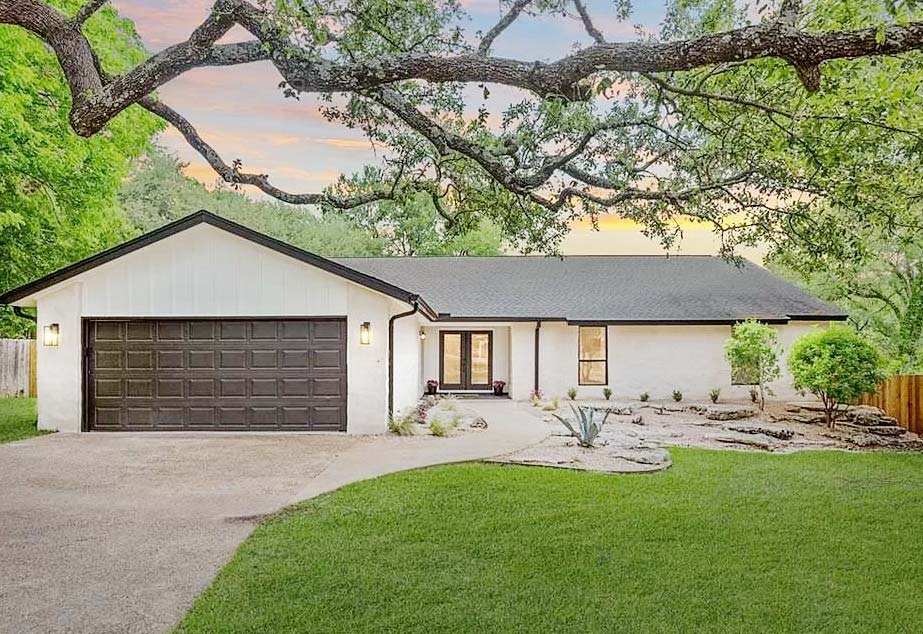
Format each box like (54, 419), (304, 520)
(335, 255), (846, 323)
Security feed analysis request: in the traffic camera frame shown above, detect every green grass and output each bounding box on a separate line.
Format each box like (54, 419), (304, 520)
(0, 397), (47, 443)
(176, 450), (923, 633)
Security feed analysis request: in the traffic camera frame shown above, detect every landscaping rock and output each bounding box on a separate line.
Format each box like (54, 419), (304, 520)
(726, 424), (795, 441)
(610, 447), (672, 466)
(705, 405), (757, 421)
(630, 414), (643, 425)
(469, 417), (488, 429)
(710, 434), (776, 451)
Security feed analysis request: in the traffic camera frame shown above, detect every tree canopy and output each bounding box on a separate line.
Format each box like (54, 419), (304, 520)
(0, 0), (161, 336)
(3, 0), (923, 253)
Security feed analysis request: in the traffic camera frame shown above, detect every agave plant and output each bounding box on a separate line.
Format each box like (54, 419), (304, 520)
(552, 405), (610, 448)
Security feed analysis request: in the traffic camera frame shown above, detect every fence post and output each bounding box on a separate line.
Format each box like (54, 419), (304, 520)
(29, 339), (37, 398)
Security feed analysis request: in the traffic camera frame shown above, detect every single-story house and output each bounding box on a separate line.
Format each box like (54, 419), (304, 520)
(0, 211), (846, 434)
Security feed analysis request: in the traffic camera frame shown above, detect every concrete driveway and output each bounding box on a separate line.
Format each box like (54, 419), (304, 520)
(0, 433), (358, 634)
(0, 402), (547, 634)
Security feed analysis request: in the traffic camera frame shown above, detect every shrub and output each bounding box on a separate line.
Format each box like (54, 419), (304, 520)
(788, 326), (884, 429)
(552, 405), (610, 448)
(529, 388), (543, 406)
(602, 387), (612, 400)
(414, 397), (436, 423)
(439, 395), (458, 412)
(672, 390), (683, 402)
(725, 320), (781, 411)
(709, 388), (721, 404)
(639, 392), (649, 402)
(567, 387), (577, 400)
(541, 396), (560, 412)
(387, 413), (415, 436)
(428, 414), (451, 437)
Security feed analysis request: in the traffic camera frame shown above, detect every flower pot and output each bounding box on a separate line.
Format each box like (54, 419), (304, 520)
(493, 386), (504, 396)
(426, 385), (437, 395)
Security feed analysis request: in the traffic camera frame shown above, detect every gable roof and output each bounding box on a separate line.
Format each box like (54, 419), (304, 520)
(335, 255), (847, 324)
(0, 211), (437, 319)
(1, 210), (845, 324)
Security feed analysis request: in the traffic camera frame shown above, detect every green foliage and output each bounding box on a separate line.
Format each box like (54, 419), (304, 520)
(387, 412), (415, 436)
(0, 398), (49, 444)
(176, 454), (923, 634)
(326, 168), (503, 256)
(567, 387), (577, 400)
(0, 0), (161, 337)
(788, 327), (884, 428)
(118, 147), (386, 257)
(552, 405), (609, 448)
(724, 320), (781, 411)
(427, 415), (451, 437)
(709, 388), (721, 404)
(639, 392), (650, 402)
(672, 390), (683, 402)
(602, 387), (612, 400)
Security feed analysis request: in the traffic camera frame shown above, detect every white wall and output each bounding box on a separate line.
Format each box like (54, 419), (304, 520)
(391, 312), (424, 415)
(534, 321), (829, 402)
(30, 223), (407, 434)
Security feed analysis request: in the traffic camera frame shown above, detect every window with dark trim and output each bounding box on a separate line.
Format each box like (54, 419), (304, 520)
(578, 326), (608, 386)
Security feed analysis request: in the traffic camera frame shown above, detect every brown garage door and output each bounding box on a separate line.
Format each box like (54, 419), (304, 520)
(84, 319), (347, 432)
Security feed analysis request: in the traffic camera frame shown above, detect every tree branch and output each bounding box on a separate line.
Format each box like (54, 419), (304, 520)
(478, 0), (531, 55)
(140, 97), (397, 209)
(72, 0), (107, 26)
(573, 0), (605, 44)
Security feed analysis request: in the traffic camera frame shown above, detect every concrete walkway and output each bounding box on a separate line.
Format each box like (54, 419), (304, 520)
(0, 401), (546, 634)
(294, 399), (548, 501)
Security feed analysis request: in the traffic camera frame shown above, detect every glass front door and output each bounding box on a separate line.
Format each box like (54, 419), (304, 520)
(439, 331), (492, 390)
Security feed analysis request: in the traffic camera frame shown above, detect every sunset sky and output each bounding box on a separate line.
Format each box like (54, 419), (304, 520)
(108, 0), (767, 261)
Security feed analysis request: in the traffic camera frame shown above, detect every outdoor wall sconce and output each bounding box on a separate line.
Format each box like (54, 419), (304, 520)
(43, 323), (60, 347)
(420, 329), (427, 341)
(359, 321), (372, 345)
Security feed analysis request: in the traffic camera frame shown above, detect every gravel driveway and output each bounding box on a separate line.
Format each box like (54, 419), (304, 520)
(0, 433), (357, 634)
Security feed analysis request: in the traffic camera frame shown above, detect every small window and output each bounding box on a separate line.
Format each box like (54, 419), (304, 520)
(578, 326), (607, 386)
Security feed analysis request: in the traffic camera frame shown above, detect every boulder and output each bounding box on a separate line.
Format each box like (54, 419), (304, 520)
(629, 414), (643, 425)
(469, 417), (488, 429)
(705, 405), (757, 421)
(726, 424), (795, 441)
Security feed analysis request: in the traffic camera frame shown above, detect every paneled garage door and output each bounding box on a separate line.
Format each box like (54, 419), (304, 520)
(84, 319), (347, 431)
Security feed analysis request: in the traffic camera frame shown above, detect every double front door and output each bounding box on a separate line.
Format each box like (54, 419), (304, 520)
(439, 331), (492, 391)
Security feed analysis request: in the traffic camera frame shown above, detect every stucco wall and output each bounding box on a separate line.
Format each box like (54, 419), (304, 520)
(32, 224), (405, 434)
(534, 321), (828, 402)
(391, 313), (424, 416)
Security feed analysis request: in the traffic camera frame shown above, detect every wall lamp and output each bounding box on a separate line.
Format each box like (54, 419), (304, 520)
(420, 329), (427, 341)
(359, 321), (372, 345)
(43, 323), (60, 347)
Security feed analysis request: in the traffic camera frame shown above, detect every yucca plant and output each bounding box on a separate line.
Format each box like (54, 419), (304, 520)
(552, 405), (610, 448)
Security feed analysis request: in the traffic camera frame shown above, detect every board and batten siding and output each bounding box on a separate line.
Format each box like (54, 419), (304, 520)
(0, 339), (32, 397)
(31, 223), (409, 433)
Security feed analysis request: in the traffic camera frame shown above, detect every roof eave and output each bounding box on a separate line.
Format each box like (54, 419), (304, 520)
(0, 211), (428, 311)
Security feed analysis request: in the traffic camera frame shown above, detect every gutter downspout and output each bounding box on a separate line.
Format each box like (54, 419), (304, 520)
(534, 320), (541, 392)
(388, 296), (420, 419)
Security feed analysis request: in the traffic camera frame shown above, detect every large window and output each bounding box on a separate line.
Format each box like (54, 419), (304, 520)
(578, 326), (608, 386)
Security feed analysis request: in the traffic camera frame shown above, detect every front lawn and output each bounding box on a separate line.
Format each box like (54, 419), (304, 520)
(0, 397), (47, 443)
(176, 450), (923, 634)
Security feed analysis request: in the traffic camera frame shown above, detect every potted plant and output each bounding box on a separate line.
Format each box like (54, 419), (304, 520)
(492, 380), (506, 396)
(425, 379), (439, 395)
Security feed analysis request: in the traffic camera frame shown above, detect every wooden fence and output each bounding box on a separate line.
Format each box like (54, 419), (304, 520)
(858, 374), (923, 434)
(0, 338), (35, 398)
